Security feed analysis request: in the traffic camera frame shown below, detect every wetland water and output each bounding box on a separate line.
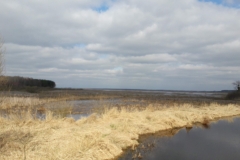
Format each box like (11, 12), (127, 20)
(42, 99), (147, 120)
(43, 90), (226, 120)
(67, 99), (147, 119)
(119, 118), (240, 160)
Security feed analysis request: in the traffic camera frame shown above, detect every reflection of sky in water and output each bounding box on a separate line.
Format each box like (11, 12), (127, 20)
(103, 89), (225, 97)
(42, 90), (227, 120)
(67, 114), (88, 120)
(163, 91), (224, 97)
(67, 99), (147, 120)
(41, 99), (147, 120)
(120, 118), (240, 160)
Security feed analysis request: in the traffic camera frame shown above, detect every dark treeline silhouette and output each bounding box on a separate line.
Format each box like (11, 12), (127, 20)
(3, 76), (56, 88)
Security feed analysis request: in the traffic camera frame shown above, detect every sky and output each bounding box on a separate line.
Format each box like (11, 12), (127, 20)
(0, 0), (240, 91)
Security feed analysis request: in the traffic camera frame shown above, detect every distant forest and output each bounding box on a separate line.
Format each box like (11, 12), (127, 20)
(2, 76), (56, 88)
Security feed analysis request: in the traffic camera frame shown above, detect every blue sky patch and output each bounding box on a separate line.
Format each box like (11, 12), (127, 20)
(199, 0), (240, 8)
(113, 67), (123, 72)
(73, 44), (86, 48)
(199, 0), (223, 5)
(99, 54), (110, 59)
(93, 4), (109, 13)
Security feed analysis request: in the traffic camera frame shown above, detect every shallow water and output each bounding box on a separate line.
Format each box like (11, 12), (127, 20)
(119, 118), (240, 160)
(41, 99), (147, 120)
(69, 99), (146, 116)
(38, 90), (226, 120)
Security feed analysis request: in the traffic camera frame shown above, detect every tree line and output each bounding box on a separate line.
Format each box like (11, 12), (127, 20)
(2, 76), (56, 88)
(0, 37), (55, 89)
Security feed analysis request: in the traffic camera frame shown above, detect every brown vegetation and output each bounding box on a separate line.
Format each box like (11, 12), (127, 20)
(0, 100), (240, 160)
(225, 91), (240, 100)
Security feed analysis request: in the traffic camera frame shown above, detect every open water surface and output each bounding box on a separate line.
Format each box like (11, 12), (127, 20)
(42, 99), (147, 120)
(119, 118), (240, 160)
(67, 99), (147, 119)
(38, 90), (228, 120)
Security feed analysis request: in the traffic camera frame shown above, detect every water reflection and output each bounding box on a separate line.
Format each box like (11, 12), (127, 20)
(40, 99), (147, 120)
(67, 99), (147, 119)
(119, 118), (240, 160)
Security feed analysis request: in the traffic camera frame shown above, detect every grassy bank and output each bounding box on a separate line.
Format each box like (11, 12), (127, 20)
(1, 101), (240, 160)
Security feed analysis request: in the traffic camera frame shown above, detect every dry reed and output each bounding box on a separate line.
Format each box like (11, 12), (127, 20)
(0, 102), (240, 160)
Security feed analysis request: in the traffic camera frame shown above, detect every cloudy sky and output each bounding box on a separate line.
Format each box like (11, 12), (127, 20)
(0, 0), (240, 91)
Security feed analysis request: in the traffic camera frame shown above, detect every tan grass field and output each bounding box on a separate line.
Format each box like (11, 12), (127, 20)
(0, 97), (240, 160)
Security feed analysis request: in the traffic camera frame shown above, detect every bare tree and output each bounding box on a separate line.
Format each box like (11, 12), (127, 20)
(0, 36), (7, 89)
(233, 81), (240, 91)
(0, 36), (4, 76)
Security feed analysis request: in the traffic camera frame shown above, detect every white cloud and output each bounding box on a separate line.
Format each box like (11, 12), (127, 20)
(39, 68), (69, 73)
(1, 0), (240, 90)
(120, 54), (177, 64)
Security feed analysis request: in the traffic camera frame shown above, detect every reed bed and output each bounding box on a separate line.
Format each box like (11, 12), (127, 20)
(0, 97), (73, 121)
(0, 97), (45, 109)
(0, 100), (240, 160)
(0, 96), (73, 111)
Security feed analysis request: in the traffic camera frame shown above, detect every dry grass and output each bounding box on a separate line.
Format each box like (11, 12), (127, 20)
(0, 97), (45, 108)
(0, 101), (240, 160)
(0, 97), (74, 122)
(0, 96), (73, 110)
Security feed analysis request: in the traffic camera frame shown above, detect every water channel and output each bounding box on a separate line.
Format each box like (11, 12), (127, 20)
(119, 118), (240, 160)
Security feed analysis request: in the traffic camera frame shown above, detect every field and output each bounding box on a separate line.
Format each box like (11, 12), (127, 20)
(0, 89), (240, 160)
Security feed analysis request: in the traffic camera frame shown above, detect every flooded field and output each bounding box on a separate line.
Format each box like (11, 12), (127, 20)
(1, 89), (240, 160)
(68, 98), (147, 114)
(37, 89), (233, 119)
(42, 98), (148, 120)
(33, 89), (237, 120)
(119, 118), (240, 160)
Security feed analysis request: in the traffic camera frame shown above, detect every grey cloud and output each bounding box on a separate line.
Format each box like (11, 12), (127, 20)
(1, 0), (240, 90)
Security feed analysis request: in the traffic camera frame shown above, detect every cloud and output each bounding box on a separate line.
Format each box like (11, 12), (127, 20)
(201, 0), (240, 6)
(1, 0), (240, 90)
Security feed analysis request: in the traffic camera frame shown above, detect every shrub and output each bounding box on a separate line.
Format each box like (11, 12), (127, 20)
(225, 91), (240, 100)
